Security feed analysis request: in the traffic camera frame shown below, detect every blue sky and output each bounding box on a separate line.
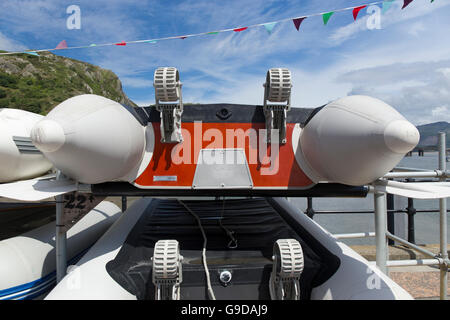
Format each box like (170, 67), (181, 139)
(1, 0), (449, 124)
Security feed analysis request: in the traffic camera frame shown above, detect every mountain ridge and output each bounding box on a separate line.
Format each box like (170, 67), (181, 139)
(416, 121), (449, 150)
(0, 51), (136, 114)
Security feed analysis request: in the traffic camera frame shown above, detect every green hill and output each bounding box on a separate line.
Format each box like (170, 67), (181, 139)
(0, 51), (136, 115)
(416, 121), (450, 150)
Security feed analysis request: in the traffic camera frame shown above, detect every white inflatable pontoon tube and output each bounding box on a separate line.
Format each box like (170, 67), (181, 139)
(30, 94), (151, 184)
(293, 95), (420, 186)
(0, 109), (53, 183)
(0, 201), (121, 300)
(45, 199), (152, 300)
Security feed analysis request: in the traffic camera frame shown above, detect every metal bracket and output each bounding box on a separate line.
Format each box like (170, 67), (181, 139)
(269, 239), (304, 300)
(263, 68), (292, 144)
(154, 67), (183, 143)
(152, 240), (183, 300)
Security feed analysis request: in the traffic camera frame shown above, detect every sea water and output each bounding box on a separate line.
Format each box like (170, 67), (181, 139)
(289, 152), (449, 246)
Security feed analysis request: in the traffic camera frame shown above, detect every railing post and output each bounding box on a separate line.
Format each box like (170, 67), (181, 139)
(387, 193), (395, 246)
(406, 197), (416, 244)
(438, 132), (448, 300)
(121, 195), (127, 211)
(374, 192), (388, 274)
(306, 197), (315, 219)
(55, 171), (67, 283)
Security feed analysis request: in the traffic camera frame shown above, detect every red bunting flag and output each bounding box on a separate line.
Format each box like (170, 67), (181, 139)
(352, 5), (367, 20)
(115, 41), (127, 46)
(402, 0), (414, 9)
(292, 17), (306, 31)
(55, 40), (68, 50)
(233, 27), (248, 32)
(179, 36), (187, 39)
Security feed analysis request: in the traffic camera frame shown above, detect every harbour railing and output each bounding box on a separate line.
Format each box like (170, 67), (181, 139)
(305, 194), (448, 245)
(307, 132), (448, 300)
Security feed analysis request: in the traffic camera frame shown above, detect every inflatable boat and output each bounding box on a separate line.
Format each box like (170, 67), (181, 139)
(45, 197), (412, 300)
(0, 201), (121, 300)
(0, 67), (422, 201)
(0, 108), (52, 183)
(1, 67), (441, 300)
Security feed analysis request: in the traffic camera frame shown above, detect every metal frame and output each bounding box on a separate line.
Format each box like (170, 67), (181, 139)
(263, 68), (292, 144)
(154, 67), (183, 143)
(332, 132), (449, 300)
(438, 132), (448, 299)
(55, 171), (67, 283)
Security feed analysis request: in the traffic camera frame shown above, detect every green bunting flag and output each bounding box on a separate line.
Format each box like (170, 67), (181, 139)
(322, 12), (334, 25)
(207, 32), (219, 35)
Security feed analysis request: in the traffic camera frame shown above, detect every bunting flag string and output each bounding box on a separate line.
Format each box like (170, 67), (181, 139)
(263, 22), (277, 34)
(382, 0), (395, 13)
(322, 11), (335, 25)
(233, 27), (248, 32)
(353, 5), (367, 20)
(55, 40), (68, 50)
(293, 17), (306, 31)
(402, 0), (415, 8)
(0, 0), (426, 56)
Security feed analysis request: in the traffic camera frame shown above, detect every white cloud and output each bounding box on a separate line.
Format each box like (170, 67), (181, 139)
(340, 61), (450, 125)
(120, 77), (153, 88)
(329, 0), (450, 45)
(407, 21), (425, 37)
(0, 32), (27, 52)
(432, 106), (448, 118)
(1, 0), (449, 126)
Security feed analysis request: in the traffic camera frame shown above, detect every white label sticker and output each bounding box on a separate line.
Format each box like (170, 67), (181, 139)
(153, 176), (177, 182)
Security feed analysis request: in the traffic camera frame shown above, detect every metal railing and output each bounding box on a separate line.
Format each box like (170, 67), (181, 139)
(306, 197), (449, 245)
(311, 132), (449, 300)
